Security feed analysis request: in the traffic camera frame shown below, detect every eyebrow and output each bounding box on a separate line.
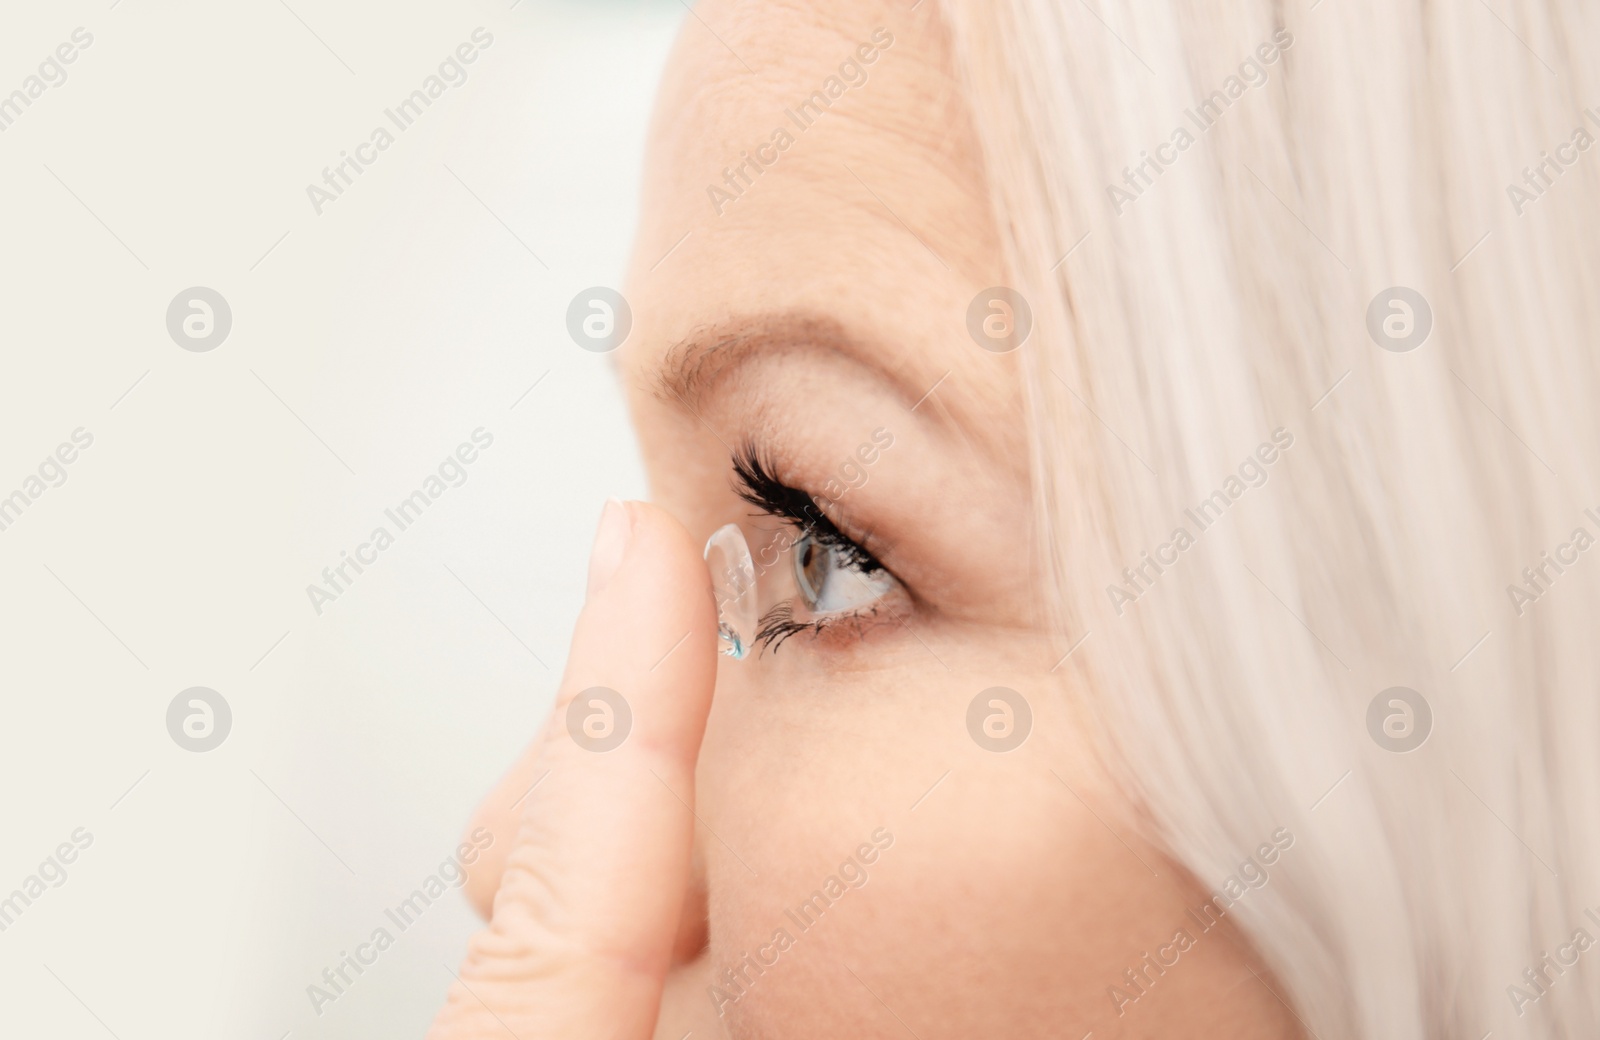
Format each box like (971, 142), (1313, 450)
(649, 312), (923, 413)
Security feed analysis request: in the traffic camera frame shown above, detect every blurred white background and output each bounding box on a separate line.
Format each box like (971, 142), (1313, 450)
(0, 1), (682, 1035)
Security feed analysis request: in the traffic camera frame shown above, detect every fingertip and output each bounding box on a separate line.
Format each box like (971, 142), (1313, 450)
(564, 499), (719, 755)
(583, 499), (718, 655)
(613, 499), (713, 602)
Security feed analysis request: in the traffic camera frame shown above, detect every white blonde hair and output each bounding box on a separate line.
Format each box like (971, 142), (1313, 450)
(940, 0), (1600, 1035)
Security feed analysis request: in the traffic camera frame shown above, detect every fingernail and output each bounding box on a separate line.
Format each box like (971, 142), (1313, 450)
(586, 498), (633, 599)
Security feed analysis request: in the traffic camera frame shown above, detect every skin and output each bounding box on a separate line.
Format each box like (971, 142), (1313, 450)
(432, 1), (1302, 1037)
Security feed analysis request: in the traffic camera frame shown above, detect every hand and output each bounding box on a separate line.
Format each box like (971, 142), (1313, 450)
(428, 500), (717, 1039)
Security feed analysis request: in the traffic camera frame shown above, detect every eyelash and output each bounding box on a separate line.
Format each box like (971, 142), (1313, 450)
(750, 601), (893, 654)
(731, 446), (892, 653)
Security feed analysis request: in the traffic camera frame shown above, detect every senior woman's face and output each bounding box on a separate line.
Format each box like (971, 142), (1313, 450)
(618, 2), (1293, 1036)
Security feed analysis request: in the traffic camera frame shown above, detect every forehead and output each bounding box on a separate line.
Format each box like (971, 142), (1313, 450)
(620, 0), (1012, 419)
(643, 0), (980, 206)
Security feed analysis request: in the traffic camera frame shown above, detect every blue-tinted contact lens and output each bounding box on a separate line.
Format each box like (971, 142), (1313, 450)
(704, 523), (758, 659)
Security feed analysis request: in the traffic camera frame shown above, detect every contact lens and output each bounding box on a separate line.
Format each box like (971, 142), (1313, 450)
(704, 523), (758, 659)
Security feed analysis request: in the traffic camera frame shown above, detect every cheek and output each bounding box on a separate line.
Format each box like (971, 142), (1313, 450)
(691, 644), (1149, 1035)
(693, 642), (1276, 1037)
(709, 779), (1116, 1035)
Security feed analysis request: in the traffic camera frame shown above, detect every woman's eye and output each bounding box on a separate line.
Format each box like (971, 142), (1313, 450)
(792, 531), (895, 614)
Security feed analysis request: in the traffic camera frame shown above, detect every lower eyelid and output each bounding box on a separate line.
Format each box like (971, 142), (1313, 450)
(753, 587), (909, 656)
(808, 601), (905, 650)
(753, 603), (815, 654)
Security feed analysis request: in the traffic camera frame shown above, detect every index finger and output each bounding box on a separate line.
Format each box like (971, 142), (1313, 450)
(429, 500), (718, 1039)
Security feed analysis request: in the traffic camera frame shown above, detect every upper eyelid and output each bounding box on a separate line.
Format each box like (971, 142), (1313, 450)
(730, 448), (885, 571)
